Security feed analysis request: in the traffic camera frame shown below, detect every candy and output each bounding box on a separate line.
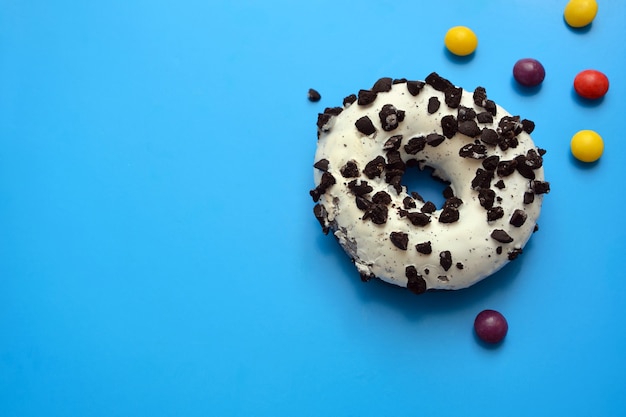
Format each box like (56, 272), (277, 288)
(513, 58), (546, 87)
(564, 0), (598, 28)
(574, 69), (609, 99)
(571, 130), (604, 162)
(474, 310), (508, 344)
(444, 26), (478, 57)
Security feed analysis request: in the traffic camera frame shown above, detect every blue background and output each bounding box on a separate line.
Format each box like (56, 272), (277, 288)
(1, 1), (625, 416)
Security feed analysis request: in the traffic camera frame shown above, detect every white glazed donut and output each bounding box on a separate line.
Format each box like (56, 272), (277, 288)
(310, 73), (550, 293)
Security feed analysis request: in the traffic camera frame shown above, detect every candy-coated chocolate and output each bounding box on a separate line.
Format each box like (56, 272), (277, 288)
(444, 26), (478, 56)
(574, 69), (609, 99)
(571, 130), (604, 162)
(513, 58), (546, 87)
(564, 0), (598, 28)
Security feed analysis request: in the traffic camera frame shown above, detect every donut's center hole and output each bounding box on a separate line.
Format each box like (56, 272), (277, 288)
(402, 165), (450, 209)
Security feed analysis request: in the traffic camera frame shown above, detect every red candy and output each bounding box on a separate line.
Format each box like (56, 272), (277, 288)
(574, 70), (609, 99)
(474, 309), (508, 344)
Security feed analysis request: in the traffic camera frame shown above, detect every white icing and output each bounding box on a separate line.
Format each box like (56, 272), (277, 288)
(312, 77), (547, 291)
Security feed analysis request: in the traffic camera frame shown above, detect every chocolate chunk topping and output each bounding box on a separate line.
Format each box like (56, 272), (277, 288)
(491, 229), (513, 243)
(404, 136), (427, 154)
(508, 248), (523, 260)
(406, 80), (425, 96)
(521, 119), (535, 134)
(390, 232), (409, 250)
(426, 72), (453, 92)
(443, 196), (463, 209)
(411, 191), (424, 202)
(477, 111), (494, 124)
(440, 251), (452, 271)
(406, 266), (427, 294)
(313, 158), (329, 172)
(456, 262), (464, 270)
(458, 120), (482, 138)
(355, 196), (371, 210)
(459, 143), (487, 159)
(340, 161), (360, 178)
(324, 107), (343, 116)
(484, 100), (497, 116)
(525, 149), (543, 169)
(487, 206), (504, 221)
(308, 88), (321, 102)
(523, 192), (535, 204)
(363, 156), (386, 179)
(509, 209), (527, 227)
(515, 155), (536, 180)
(473, 87), (487, 107)
(360, 272), (374, 282)
(494, 180), (505, 189)
(428, 97), (441, 114)
(383, 135), (403, 151)
(426, 133), (446, 147)
(372, 77), (393, 93)
(496, 246), (503, 255)
(439, 206), (460, 223)
(362, 203), (388, 225)
(499, 115), (524, 138)
(379, 104), (405, 131)
(403, 196), (417, 209)
(497, 159), (518, 177)
(343, 94), (357, 107)
(471, 168), (493, 190)
(482, 155), (500, 171)
(309, 171), (336, 202)
(534, 224), (539, 233)
(317, 113), (333, 131)
(531, 181), (551, 195)
(480, 128), (500, 146)
(406, 212), (431, 226)
(373, 191), (392, 205)
(415, 241), (432, 254)
(355, 116), (376, 135)
(347, 179), (373, 196)
(457, 106), (477, 122)
(392, 78), (407, 84)
(313, 204), (329, 234)
(443, 186), (454, 199)
(441, 115), (458, 138)
(421, 201), (436, 213)
(357, 89), (377, 106)
(538, 148), (547, 156)
(478, 188), (496, 209)
(444, 86), (463, 108)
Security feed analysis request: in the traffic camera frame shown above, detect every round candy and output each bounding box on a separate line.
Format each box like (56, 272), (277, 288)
(474, 310), (508, 344)
(513, 58), (546, 87)
(444, 26), (478, 56)
(574, 69), (609, 99)
(564, 0), (598, 28)
(571, 130), (604, 162)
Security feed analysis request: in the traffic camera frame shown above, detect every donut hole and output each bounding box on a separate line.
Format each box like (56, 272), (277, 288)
(401, 165), (450, 209)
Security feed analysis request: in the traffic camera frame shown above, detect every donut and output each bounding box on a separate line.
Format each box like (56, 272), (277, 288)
(310, 73), (550, 293)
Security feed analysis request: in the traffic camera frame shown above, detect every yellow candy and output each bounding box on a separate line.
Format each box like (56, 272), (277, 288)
(564, 0), (598, 28)
(444, 26), (478, 56)
(571, 130), (604, 162)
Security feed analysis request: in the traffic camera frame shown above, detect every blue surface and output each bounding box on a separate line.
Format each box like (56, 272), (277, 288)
(1, 1), (626, 416)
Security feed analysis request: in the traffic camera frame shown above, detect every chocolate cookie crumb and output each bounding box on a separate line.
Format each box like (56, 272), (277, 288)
(441, 115), (458, 138)
(313, 204), (329, 234)
(308, 88), (321, 102)
(355, 116), (376, 136)
(390, 232), (409, 250)
(343, 94), (357, 107)
(487, 206), (504, 221)
(439, 206), (460, 223)
(473, 87), (487, 107)
(523, 192), (535, 204)
(372, 77), (393, 93)
(456, 262), (464, 270)
(403, 196), (417, 209)
(309, 171), (336, 202)
(477, 111), (493, 124)
(406, 266), (427, 294)
(363, 156), (386, 179)
(383, 135), (403, 151)
(471, 168), (494, 190)
(458, 120), (482, 138)
(317, 113), (333, 132)
(496, 246), (503, 255)
(406, 80), (425, 96)
(509, 209), (527, 227)
(482, 155), (500, 171)
(457, 106), (477, 122)
(421, 201), (436, 213)
(357, 89), (377, 106)
(521, 119), (535, 133)
(407, 212), (431, 226)
(444, 86), (463, 108)
(340, 161), (360, 178)
(379, 104), (405, 131)
(497, 159), (518, 177)
(508, 248), (523, 260)
(347, 179), (373, 196)
(427, 133), (446, 147)
(426, 72), (453, 92)
(494, 180), (505, 189)
(478, 188), (496, 209)
(373, 191), (392, 205)
(480, 128), (500, 146)
(440, 251), (452, 271)
(531, 180), (551, 195)
(459, 143), (487, 158)
(491, 229), (514, 243)
(313, 159), (329, 172)
(404, 136), (427, 154)
(415, 241), (432, 254)
(428, 97), (441, 114)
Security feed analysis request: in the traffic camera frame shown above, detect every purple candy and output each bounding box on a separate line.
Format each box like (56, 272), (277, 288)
(474, 309), (508, 344)
(513, 58), (546, 87)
